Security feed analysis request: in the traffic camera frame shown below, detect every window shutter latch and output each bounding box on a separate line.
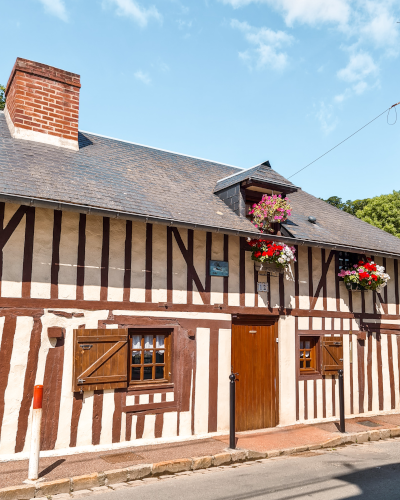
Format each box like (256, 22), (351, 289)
(81, 345), (93, 350)
(78, 378), (85, 383)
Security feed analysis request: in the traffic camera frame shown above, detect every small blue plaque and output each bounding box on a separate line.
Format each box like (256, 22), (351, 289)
(209, 260), (229, 277)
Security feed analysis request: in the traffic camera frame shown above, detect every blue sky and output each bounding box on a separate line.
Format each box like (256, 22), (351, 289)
(2, 0), (400, 201)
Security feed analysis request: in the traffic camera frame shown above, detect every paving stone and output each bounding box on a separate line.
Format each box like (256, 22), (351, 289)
(90, 487), (109, 494)
(212, 452), (231, 467)
(126, 464), (152, 482)
(71, 490), (92, 498)
(390, 428), (400, 438)
(380, 429), (391, 440)
(108, 483), (129, 490)
(247, 450), (267, 460)
(308, 444), (322, 450)
(322, 437), (344, 448)
(141, 478), (160, 484)
(104, 469), (128, 486)
(192, 456), (212, 470)
(0, 484), (36, 500)
(152, 459), (192, 476)
(52, 494), (71, 500)
(368, 430), (381, 442)
(356, 433), (369, 443)
(35, 478), (70, 497)
(266, 450), (281, 458)
(231, 450), (247, 462)
(72, 473), (100, 492)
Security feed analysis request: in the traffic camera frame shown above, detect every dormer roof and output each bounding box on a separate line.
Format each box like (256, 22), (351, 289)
(214, 161), (298, 194)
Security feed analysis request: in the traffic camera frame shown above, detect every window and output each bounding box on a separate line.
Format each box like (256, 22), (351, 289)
(299, 337), (318, 373)
(338, 251), (364, 272)
(129, 330), (171, 385)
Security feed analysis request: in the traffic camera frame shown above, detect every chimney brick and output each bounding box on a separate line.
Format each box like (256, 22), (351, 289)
(4, 58), (81, 151)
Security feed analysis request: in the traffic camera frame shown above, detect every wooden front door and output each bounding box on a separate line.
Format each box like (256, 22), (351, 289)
(232, 320), (279, 431)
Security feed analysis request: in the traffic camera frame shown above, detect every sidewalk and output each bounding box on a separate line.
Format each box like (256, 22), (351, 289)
(2, 413), (400, 498)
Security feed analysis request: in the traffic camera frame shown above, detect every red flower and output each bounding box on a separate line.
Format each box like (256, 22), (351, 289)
(359, 272), (370, 280)
(254, 251), (261, 258)
(358, 260), (366, 266)
(371, 274), (378, 281)
(262, 251), (267, 256)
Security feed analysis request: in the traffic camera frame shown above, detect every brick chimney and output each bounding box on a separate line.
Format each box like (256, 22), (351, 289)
(4, 58), (81, 151)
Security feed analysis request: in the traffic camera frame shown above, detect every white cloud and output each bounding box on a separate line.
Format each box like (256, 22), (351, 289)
(220, 0), (350, 26)
(337, 51), (378, 82)
(106, 0), (162, 27)
(38, 0), (68, 21)
(177, 19), (192, 29)
(134, 70), (151, 84)
(316, 102), (338, 134)
(231, 19), (294, 70)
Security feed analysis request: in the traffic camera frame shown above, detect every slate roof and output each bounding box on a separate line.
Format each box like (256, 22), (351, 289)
(1, 111), (400, 257)
(214, 161), (297, 193)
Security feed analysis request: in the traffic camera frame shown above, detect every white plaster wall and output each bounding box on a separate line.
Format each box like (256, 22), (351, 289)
(284, 263), (296, 309)
(326, 252), (337, 311)
(298, 380), (305, 421)
(152, 224), (168, 303)
(228, 236), (240, 306)
(179, 370), (193, 437)
(172, 228), (187, 304)
(316, 379), (323, 419)
(162, 412), (178, 438)
(307, 380), (314, 419)
(100, 390), (115, 445)
(1, 204), (25, 298)
(0, 316), (6, 348)
(387, 259), (397, 315)
(193, 230), (206, 305)
(84, 215), (102, 301)
(130, 221), (146, 302)
(0, 316), (33, 454)
(129, 415), (137, 440)
(194, 328), (210, 434)
(217, 328), (231, 431)
(351, 333), (360, 415)
(142, 415), (156, 440)
(269, 275), (280, 309)
(211, 233), (224, 305)
(392, 334), (400, 410)
(297, 246), (309, 310)
(31, 208), (53, 299)
(371, 333), (379, 413)
(58, 211), (79, 301)
(76, 391), (94, 447)
(312, 247), (324, 310)
(278, 316), (296, 425)
(325, 377), (333, 418)
(107, 218), (125, 302)
(343, 334), (351, 415)
(381, 334), (391, 411)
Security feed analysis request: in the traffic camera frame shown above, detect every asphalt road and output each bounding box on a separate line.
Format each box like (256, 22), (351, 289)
(93, 439), (400, 500)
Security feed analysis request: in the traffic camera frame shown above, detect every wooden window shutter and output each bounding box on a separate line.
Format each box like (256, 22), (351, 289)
(73, 329), (129, 392)
(321, 335), (343, 375)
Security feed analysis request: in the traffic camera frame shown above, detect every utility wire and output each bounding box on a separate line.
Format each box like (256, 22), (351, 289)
(287, 101), (400, 180)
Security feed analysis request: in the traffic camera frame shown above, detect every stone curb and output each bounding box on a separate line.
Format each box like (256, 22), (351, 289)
(1, 427), (400, 500)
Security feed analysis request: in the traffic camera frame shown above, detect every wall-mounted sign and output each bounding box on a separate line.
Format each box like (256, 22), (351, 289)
(209, 260), (229, 277)
(257, 282), (268, 292)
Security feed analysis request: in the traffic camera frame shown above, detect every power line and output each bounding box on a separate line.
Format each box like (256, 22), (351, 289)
(287, 102), (400, 180)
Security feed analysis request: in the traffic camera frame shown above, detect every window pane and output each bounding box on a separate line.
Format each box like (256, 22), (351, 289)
(156, 351), (165, 363)
(300, 341), (304, 349)
(300, 351), (304, 358)
(156, 335), (165, 350)
(305, 351), (310, 358)
(155, 366), (164, 379)
(300, 360), (304, 368)
(144, 335), (153, 349)
(131, 367), (141, 380)
(143, 366), (152, 380)
(143, 351), (153, 364)
(132, 352), (141, 365)
(306, 360), (311, 368)
(132, 335), (141, 349)
(305, 341), (311, 349)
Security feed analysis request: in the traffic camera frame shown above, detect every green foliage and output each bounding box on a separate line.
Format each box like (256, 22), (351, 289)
(321, 196), (370, 216)
(0, 85), (5, 111)
(356, 191), (400, 238)
(322, 191), (400, 238)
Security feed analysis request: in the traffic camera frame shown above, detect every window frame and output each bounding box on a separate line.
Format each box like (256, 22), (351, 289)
(337, 251), (365, 273)
(128, 328), (173, 387)
(299, 336), (320, 376)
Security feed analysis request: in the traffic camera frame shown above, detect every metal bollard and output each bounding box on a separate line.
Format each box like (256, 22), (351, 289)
(28, 385), (43, 481)
(338, 369), (345, 433)
(229, 373), (238, 449)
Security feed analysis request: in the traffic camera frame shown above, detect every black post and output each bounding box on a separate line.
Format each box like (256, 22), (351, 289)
(229, 373), (237, 449)
(338, 369), (345, 433)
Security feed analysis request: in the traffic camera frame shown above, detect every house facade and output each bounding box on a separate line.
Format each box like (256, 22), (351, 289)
(0, 58), (400, 457)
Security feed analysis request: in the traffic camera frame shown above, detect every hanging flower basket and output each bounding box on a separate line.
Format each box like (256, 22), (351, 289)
(339, 259), (390, 292)
(247, 239), (296, 271)
(249, 194), (292, 233)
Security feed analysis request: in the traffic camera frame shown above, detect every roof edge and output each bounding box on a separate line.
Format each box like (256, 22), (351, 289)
(1, 192), (399, 260)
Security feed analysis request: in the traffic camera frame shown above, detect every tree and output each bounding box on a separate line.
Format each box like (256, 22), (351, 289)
(322, 192), (400, 238)
(0, 85), (5, 111)
(355, 191), (400, 238)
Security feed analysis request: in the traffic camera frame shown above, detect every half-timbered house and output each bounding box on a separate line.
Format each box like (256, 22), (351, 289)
(1, 57), (400, 458)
